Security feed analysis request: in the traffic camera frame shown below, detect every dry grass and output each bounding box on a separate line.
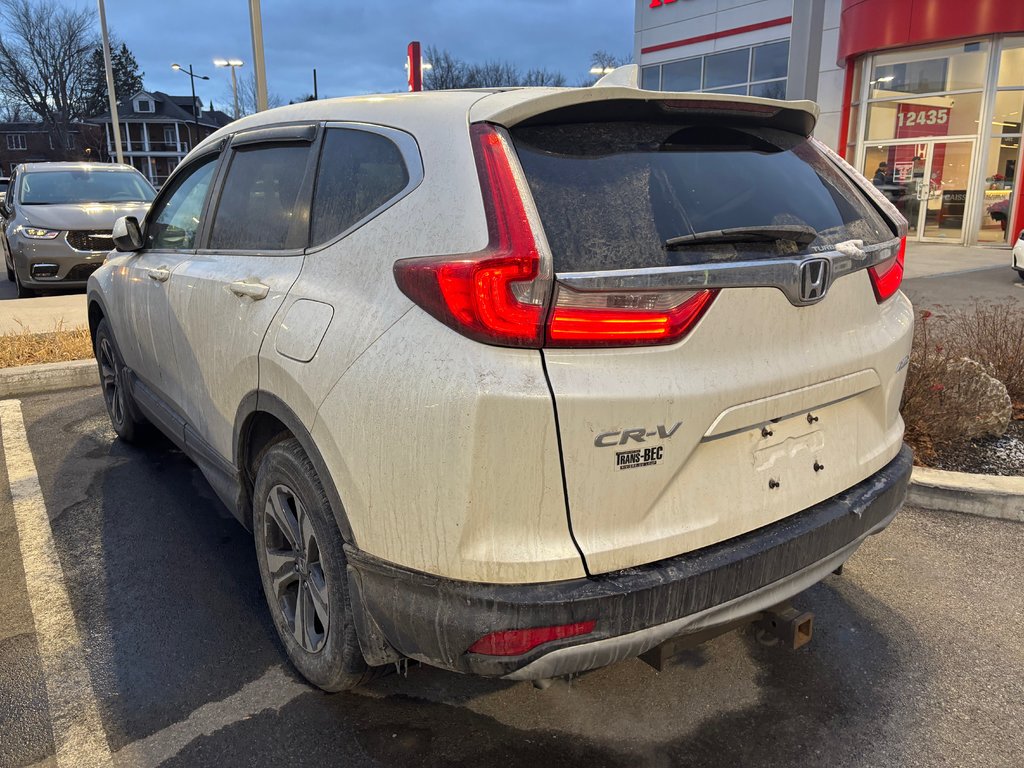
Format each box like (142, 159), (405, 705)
(943, 302), (1024, 401)
(901, 303), (1024, 465)
(0, 321), (93, 368)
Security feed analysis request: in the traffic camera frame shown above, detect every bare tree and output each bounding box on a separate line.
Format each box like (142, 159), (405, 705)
(423, 47), (469, 91)
(230, 72), (283, 116)
(423, 46), (566, 90)
(580, 49), (632, 86)
(0, 93), (23, 121)
(0, 0), (95, 151)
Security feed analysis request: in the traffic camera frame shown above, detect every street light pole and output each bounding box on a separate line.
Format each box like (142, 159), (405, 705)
(96, 0), (123, 164)
(171, 63), (210, 149)
(248, 0), (269, 112)
(214, 59), (244, 119)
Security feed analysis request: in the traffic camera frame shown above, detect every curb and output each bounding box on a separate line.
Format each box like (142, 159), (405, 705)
(909, 466), (1024, 523)
(0, 359), (97, 399)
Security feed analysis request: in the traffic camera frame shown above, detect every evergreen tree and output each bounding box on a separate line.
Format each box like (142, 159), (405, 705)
(82, 42), (144, 118)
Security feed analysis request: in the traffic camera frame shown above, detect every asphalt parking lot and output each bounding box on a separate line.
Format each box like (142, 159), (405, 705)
(1, 387), (1022, 767)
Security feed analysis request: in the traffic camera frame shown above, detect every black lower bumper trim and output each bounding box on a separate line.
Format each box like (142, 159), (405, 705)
(346, 444), (912, 677)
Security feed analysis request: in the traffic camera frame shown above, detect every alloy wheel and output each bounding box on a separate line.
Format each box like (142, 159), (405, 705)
(263, 483), (330, 653)
(97, 336), (125, 428)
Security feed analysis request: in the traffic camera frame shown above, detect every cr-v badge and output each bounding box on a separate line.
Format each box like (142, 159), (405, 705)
(595, 422), (682, 448)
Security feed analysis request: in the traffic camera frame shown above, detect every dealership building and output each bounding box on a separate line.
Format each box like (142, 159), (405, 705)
(634, 0), (1024, 247)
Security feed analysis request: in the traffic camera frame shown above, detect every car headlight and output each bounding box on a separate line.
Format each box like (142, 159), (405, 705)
(18, 226), (62, 239)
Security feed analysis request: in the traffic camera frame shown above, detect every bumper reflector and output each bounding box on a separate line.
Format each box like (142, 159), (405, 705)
(467, 621), (596, 656)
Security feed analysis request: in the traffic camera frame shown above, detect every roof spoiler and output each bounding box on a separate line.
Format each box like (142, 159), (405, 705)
(470, 87), (819, 137)
(594, 65), (640, 89)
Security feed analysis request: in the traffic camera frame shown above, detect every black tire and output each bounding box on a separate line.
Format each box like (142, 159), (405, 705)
(254, 438), (371, 692)
(1016, 269), (1024, 281)
(94, 318), (147, 442)
(14, 269), (34, 298)
(5, 263), (13, 282)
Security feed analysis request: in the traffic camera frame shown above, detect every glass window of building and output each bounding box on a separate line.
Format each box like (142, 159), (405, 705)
(662, 57), (702, 92)
(703, 48), (749, 89)
(978, 38), (1023, 244)
(644, 40), (788, 98)
(870, 41), (989, 99)
(641, 65), (660, 91)
(752, 40), (789, 82)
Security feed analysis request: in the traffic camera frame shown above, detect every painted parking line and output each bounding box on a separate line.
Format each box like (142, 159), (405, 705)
(112, 665), (310, 767)
(0, 399), (113, 767)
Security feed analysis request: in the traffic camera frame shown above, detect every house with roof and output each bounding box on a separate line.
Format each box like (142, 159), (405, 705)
(88, 90), (233, 187)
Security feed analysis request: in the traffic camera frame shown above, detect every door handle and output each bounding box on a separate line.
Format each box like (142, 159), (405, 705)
(229, 280), (270, 300)
(147, 266), (170, 282)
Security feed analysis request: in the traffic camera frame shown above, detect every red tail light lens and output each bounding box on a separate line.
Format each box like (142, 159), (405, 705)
(868, 237), (905, 303)
(547, 286), (717, 347)
(467, 621), (596, 656)
(393, 124), (549, 347)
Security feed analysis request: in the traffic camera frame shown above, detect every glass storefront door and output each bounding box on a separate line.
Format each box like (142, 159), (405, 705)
(862, 140), (975, 242)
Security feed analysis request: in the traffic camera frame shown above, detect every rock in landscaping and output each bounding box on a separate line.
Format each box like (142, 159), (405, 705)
(949, 358), (1012, 439)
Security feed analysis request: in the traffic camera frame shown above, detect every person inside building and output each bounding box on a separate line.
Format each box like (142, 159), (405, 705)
(873, 161), (889, 186)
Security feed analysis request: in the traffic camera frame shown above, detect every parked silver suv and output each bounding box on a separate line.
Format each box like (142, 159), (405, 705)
(2, 162), (154, 296)
(88, 75), (913, 691)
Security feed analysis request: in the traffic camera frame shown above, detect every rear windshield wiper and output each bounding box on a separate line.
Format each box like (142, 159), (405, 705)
(665, 225), (819, 249)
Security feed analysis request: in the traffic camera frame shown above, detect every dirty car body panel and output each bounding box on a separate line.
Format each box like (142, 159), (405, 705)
(87, 80), (913, 685)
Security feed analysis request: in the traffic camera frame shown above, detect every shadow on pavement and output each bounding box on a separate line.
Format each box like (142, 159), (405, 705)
(40, 392), (922, 767)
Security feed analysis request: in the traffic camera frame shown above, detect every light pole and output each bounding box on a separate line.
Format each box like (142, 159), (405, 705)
(214, 59), (244, 119)
(248, 0), (269, 112)
(96, 0), (123, 164)
(171, 63), (210, 149)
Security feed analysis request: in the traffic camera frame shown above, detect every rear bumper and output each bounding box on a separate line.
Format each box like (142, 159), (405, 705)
(346, 444), (913, 679)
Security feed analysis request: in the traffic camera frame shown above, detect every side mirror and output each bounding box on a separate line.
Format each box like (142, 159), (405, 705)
(112, 216), (144, 252)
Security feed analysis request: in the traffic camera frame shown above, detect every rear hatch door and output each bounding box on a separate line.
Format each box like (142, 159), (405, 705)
(507, 102), (911, 575)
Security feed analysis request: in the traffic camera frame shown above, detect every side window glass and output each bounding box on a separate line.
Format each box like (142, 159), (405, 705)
(310, 128), (410, 245)
(207, 143), (312, 251)
(148, 156), (218, 250)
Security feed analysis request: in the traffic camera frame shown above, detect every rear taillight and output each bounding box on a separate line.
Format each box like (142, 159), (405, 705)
(868, 236), (906, 303)
(393, 123), (716, 349)
(392, 124), (550, 347)
(547, 285), (717, 347)
(466, 621), (596, 656)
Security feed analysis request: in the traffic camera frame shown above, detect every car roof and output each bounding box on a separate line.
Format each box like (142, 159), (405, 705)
(19, 162), (140, 173)
(192, 86), (820, 155)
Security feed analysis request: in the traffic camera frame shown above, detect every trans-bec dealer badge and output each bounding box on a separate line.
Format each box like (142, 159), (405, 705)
(615, 446), (664, 470)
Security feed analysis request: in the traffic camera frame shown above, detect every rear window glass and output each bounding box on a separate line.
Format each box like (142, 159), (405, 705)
(208, 143), (311, 251)
(511, 122), (893, 273)
(310, 128), (409, 246)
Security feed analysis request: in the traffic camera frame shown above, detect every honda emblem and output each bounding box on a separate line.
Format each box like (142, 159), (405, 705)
(799, 258), (831, 304)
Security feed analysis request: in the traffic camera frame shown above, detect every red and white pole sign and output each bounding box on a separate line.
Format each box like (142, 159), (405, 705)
(408, 41), (422, 92)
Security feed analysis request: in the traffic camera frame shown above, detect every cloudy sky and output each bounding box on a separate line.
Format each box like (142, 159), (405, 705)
(75, 0), (634, 108)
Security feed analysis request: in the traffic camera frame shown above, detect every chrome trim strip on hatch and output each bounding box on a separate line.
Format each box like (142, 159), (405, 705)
(556, 237), (903, 307)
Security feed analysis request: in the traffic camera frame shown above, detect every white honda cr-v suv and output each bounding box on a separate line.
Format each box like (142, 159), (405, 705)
(88, 69), (913, 691)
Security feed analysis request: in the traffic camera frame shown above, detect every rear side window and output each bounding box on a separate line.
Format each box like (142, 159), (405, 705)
(511, 122), (893, 273)
(310, 128), (410, 245)
(208, 143), (311, 251)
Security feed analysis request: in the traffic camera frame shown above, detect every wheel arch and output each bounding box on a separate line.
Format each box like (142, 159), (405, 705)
(234, 391), (357, 545)
(87, 292), (107, 344)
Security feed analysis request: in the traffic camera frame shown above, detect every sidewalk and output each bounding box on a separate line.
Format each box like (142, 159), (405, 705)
(0, 278), (87, 334)
(903, 241), (1010, 280)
